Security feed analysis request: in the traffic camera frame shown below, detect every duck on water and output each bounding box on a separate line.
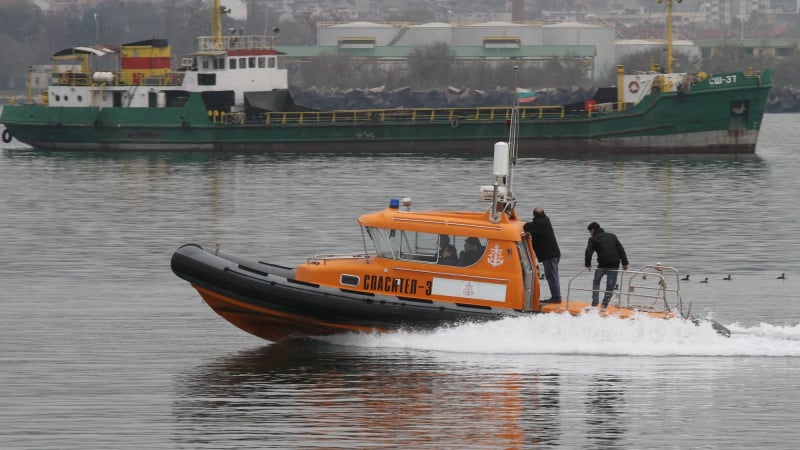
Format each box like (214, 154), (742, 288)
(170, 139), (731, 341)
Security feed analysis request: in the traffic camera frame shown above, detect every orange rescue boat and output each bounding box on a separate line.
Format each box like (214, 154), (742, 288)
(171, 140), (729, 341)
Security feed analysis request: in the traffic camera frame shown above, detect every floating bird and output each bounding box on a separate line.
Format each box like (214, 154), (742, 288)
(777, 273), (786, 279)
(700, 277), (709, 283)
(681, 274), (690, 281)
(723, 274), (731, 280)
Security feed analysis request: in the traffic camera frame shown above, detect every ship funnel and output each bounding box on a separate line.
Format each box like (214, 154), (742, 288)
(493, 142), (509, 176)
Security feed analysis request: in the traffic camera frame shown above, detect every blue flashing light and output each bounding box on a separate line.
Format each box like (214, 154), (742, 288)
(389, 198), (400, 209)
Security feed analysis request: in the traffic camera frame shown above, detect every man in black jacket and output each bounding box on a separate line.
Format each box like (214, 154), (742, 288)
(584, 222), (629, 308)
(524, 208), (562, 303)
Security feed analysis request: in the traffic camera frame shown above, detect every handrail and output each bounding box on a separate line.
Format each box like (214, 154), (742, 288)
(307, 252), (372, 265)
(257, 105), (569, 126)
(566, 264), (685, 316)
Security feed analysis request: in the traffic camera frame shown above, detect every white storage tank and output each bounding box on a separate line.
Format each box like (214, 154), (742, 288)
(395, 23), (453, 46)
(316, 22), (399, 46)
(452, 22), (542, 47)
(543, 22), (615, 75)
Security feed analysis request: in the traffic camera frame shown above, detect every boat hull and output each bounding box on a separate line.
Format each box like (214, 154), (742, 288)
(2, 71), (772, 154)
(171, 244), (531, 342)
(171, 244), (729, 342)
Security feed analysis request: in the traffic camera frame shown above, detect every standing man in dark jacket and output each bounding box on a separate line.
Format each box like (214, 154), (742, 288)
(524, 208), (562, 303)
(584, 222), (629, 308)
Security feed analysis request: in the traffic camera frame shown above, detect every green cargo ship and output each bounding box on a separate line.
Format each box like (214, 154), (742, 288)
(0, 2), (773, 155)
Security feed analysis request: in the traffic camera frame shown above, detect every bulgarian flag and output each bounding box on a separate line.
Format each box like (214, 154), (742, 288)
(516, 88), (538, 103)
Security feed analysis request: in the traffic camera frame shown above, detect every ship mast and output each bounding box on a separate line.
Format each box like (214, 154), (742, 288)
(657, 0), (681, 73)
(212, 0), (231, 48)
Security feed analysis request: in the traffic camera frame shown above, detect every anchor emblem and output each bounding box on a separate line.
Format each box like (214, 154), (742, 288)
(487, 244), (504, 268)
(462, 282), (476, 297)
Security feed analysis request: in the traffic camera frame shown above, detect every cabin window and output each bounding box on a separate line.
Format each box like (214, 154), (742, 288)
(268, 57), (276, 69)
(239, 58), (246, 68)
(229, 58), (237, 69)
(249, 57), (256, 68)
(202, 59), (210, 69)
(363, 227), (486, 266)
(198, 73), (216, 86)
(340, 274), (360, 286)
(213, 57), (225, 69)
(258, 57), (266, 68)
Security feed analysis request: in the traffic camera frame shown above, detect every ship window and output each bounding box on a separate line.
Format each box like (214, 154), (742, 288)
(363, 226), (486, 266)
(249, 57), (256, 68)
(229, 58), (236, 69)
(77, 95), (82, 102)
(239, 58), (246, 68)
(213, 57), (225, 69)
(198, 73), (216, 86)
(268, 57), (276, 69)
(258, 57), (266, 68)
(202, 59), (210, 69)
(340, 274), (360, 286)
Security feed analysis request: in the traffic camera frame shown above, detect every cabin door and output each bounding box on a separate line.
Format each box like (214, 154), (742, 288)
(517, 236), (536, 311)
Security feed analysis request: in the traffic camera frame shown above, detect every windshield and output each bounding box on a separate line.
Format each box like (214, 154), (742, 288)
(362, 226), (486, 266)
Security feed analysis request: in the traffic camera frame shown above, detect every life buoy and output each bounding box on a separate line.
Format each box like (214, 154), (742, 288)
(450, 118), (460, 129)
(628, 80), (640, 94)
(1, 129), (12, 143)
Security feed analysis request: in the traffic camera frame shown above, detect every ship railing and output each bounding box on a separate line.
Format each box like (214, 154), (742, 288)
(255, 105), (568, 126)
(307, 252), (373, 265)
(565, 264), (686, 317)
(197, 35), (276, 52)
(53, 71), (92, 86)
(52, 71), (185, 87)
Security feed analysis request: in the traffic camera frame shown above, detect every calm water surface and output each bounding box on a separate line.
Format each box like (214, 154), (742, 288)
(1, 114), (799, 449)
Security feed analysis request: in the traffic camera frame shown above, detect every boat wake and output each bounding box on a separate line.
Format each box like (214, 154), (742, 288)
(320, 312), (800, 357)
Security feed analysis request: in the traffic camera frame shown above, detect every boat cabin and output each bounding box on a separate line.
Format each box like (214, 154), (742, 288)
(294, 199), (541, 312)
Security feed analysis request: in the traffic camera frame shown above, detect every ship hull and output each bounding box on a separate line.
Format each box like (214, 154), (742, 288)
(2, 71), (772, 155)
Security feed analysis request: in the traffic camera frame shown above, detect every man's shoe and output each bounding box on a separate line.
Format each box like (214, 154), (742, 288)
(541, 298), (562, 304)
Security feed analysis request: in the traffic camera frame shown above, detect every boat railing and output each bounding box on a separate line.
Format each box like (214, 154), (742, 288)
(197, 35), (276, 52)
(566, 264), (685, 317)
(252, 105), (569, 126)
(307, 252), (373, 265)
(52, 71), (185, 87)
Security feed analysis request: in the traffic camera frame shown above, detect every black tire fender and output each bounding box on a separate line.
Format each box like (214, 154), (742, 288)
(1, 129), (12, 143)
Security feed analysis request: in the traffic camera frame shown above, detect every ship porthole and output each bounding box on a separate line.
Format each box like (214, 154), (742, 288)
(450, 118), (460, 128)
(2, 129), (12, 143)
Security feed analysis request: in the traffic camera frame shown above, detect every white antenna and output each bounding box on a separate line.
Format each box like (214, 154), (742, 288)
(486, 66), (521, 223)
(506, 65), (520, 201)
